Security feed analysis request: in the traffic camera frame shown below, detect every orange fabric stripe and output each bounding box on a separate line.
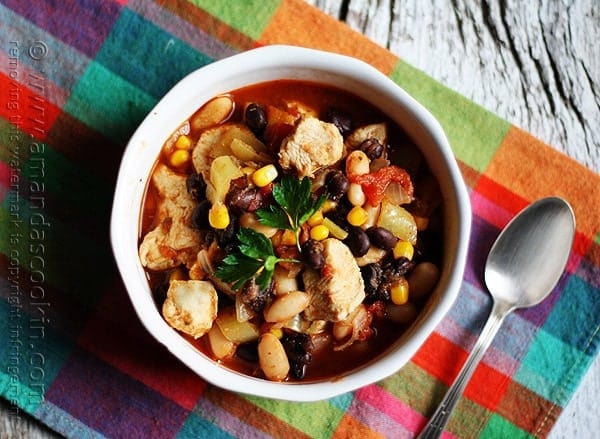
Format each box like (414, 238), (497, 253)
(413, 332), (467, 386)
(156, 0), (257, 51)
(485, 126), (600, 239)
(495, 380), (557, 437)
(332, 413), (385, 438)
(464, 362), (511, 411)
(259, 0), (398, 75)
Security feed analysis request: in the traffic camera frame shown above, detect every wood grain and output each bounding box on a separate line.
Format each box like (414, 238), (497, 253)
(2, 1), (598, 437)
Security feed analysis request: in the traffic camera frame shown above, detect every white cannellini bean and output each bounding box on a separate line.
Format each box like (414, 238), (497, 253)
(258, 333), (290, 381)
(407, 262), (440, 300)
(347, 183), (366, 206)
(191, 95), (234, 131)
(239, 212), (278, 238)
(264, 291), (310, 323)
(207, 324), (235, 359)
(346, 150), (370, 176)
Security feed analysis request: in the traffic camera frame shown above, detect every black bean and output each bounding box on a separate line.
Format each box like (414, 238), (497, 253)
(382, 257), (415, 280)
(344, 227), (370, 257)
(301, 239), (325, 270)
(325, 108), (353, 136)
(236, 342), (259, 363)
(226, 184), (263, 213)
(216, 215), (239, 247)
(239, 277), (271, 313)
(186, 172), (206, 201)
(325, 170), (349, 201)
(191, 200), (211, 229)
(359, 138), (384, 160)
(361, 263), (383, 302)
(245, 103), (267, 136)
(366, 226), (398, 250)
(281, 330), (313, 380)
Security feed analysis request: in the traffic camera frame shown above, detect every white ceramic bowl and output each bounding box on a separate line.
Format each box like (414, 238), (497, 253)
(110, 45), (471, 401)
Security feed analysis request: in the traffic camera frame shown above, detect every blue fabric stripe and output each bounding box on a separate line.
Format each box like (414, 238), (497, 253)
(177, 412), (236, 439)
(95, 8), (213, 99)
(35, 400), (108, 439)
(45, 347), (190, 438)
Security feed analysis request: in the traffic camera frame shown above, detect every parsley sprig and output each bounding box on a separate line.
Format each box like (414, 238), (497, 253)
(214, 228), (296, 290)
(256, 175), (327, 248)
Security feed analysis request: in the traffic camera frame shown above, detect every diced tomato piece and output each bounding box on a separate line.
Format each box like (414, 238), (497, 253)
(350, 165), (414, 206)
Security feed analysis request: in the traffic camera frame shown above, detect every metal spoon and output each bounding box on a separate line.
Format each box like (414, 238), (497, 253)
(417, 197), (575, 439)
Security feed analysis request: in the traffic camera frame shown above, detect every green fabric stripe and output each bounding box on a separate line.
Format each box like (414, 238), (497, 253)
(243, 395), (344, 437)
(0, 118), (33, 165)
(186, 0), (281, 39)
(447, 397), (490, 438)
(481, 413), (533, 438)
(19, 143), (113, 221)
(390, 60), (510, 172)
(0, 196), (112, 308)
(63, 61), (156, 145)
(0, 299), (72, 414)
(379, 362), (442, 415)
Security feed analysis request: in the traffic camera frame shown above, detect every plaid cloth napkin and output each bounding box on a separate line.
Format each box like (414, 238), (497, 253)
(1, 1), (598, 437)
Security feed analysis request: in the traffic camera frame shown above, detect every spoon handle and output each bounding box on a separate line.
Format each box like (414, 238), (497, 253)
(417, 301), (511, 439)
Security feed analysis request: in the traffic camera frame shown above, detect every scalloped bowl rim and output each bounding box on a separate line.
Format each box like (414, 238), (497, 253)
(110, 45), (471, 401)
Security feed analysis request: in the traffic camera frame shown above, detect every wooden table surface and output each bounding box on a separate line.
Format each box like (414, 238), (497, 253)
(2, 0), (598, 437)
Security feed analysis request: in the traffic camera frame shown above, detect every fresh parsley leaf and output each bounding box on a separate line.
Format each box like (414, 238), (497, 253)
(237, 227), (274, 260)
(214, 228), (298, 291)
(254, 203), (290, 230)
(214, 253), (264, 290)
(257, 175), (327, 247)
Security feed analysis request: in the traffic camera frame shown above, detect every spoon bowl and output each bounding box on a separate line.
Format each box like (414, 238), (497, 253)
(485, 198), (575, 308)
(418, 197), (576, 438)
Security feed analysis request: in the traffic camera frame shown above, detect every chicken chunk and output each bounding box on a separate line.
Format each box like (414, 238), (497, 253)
(139, 164), (200, 271)
(278, 116), (343, 177)
(302, 238), (365, 322)
(162, 280), (218, 338)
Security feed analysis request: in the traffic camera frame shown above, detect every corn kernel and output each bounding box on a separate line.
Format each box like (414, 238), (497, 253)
(241, 166), (256, 176)
(209, 202), (230, 229)
(322, 218), (348, 240)
(174, 134), (192, 150)
(169, 149), (190, 168)
(321, 199), (337, 213)
(281, 229), (297, 246)
(270, 327), (283, 339)
(393, 240), (414, 260)
(390, 279), (409, 305)
(347, 206), (369, 226)
(310, 224), (330, 241)
(307, 210), (324, 227)
(252, 164), (278, 187)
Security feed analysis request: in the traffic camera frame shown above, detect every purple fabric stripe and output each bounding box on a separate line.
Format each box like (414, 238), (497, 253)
(45, 347), (189, 439)
(463, 214), (499, 290)
(0, 3), (90, 94)
(127, 0), (238, 60)
(347, 396), (412, 438)
(1, 0), (123, 58)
